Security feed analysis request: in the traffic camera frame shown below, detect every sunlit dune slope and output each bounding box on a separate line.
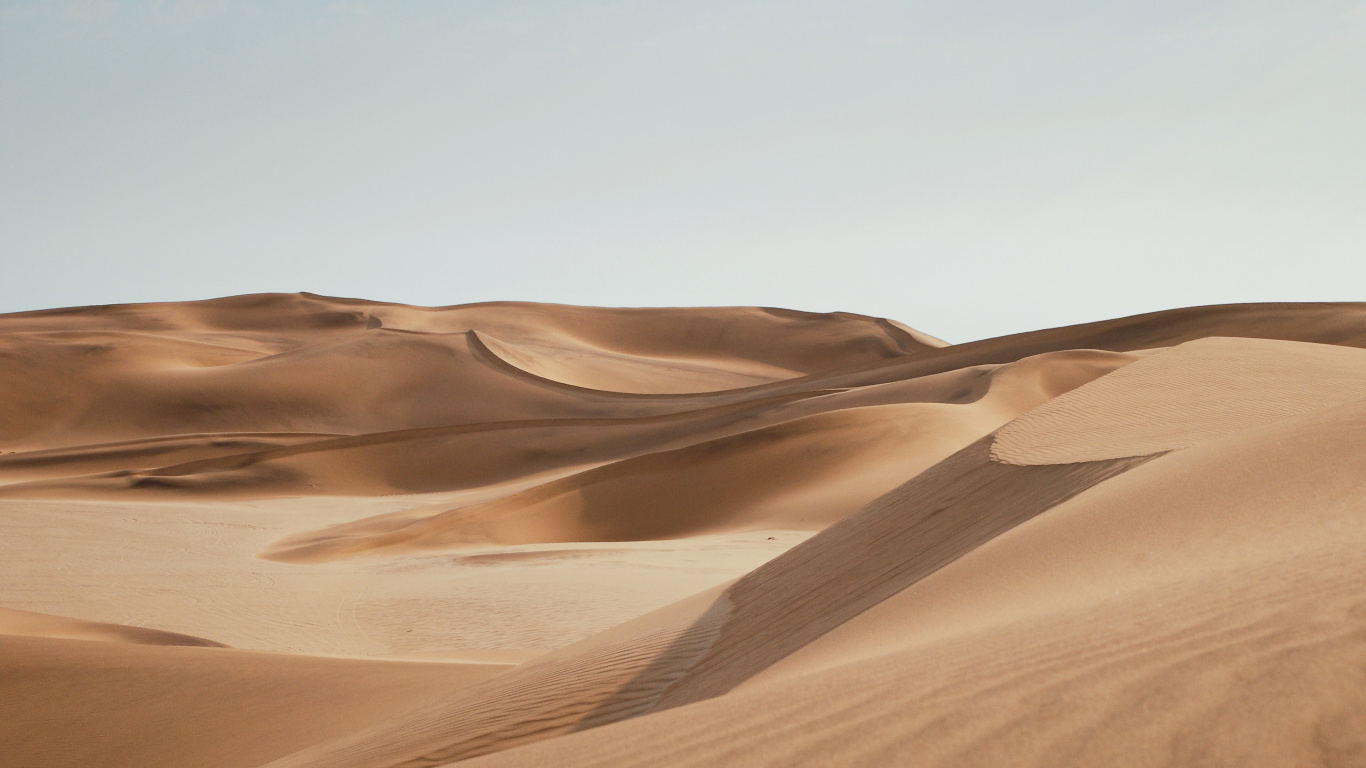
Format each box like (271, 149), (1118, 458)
(0, 292), (944, 500)
(459, 340), (1366, 768)
(992, 335), (1366, 462)
(260, 335), (1366, 768)
(4, 299), (1363, 506)
(0, 293), (933, 450)
(4, 297), (1366, 768)
(0, 634), (508, 768)
(254, 429), (1156, 768)
(800, 301), (1366, 391)
(263, 349), (1134, 559)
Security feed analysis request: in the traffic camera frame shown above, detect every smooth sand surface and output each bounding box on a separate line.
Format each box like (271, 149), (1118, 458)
(3, 295), (1365, 767)
(0, 635), (508, 768)
(993, 336), (1366, 463)
(0, 606), (226, 647)
(465, 396), (1366, 768)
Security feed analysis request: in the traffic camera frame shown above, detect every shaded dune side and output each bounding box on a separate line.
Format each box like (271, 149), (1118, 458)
(261, 404), (994, 560)
(0, 606), (227, 648)
(651, 438), (1156, 709)
(262, 351), (1137, 559)
(463, 398), (1366, 768)
(0, 391), (830, 499)
(464, 547), (1366, 768)
(0, 432), (341, 484)
(1, 349), (1134, 500)
(0, 323), (833, 454)
(0, 294), (951, 488)
(260, 439), (1154, 768)
(260, 588), (733, 768)
(993, 336), (1366, 464)
(11, 297), (1364, 454)
(0, 294), (935, 450)
(753, 391), (1366, 689)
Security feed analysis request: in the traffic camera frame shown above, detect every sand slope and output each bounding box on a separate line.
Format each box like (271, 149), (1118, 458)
(465, 390), (1366, 768)
(0, 606), (226, 647)
(262, 349), (1136, 559)
(3, 296), (1366, 768)
(0, 635), (508, 768)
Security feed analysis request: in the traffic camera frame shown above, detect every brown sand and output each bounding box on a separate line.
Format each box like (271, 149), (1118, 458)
(2, 295), (1365, 767)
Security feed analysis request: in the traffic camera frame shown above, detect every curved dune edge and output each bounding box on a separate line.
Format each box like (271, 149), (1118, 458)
(255, 333), (1366, 767)
(0, 349), (1135, 502)
(260, 404), (998, 561)
(652, 438), (1157, 709)
(6, 298), (1366, 768)
(261, 350), (1138, 561)
(256, 438), (1156, 768)
(0, 391), (832, 499)
(0, 294), (935, 451)
(0, 606), (227, 647)
(470, 330), (800, 394)
(880, 317), (949, 349)
(458, 397), (1366, 768)
(992, 336), (1366, 464)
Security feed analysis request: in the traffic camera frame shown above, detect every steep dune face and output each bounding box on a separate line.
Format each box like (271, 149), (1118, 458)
(261, 327), (1366, 768)
(264, 349), (1136, 560)
(5, 297), (1366, 768)
(253, 428), (1157, 768)
(465, 381), (1366, 768)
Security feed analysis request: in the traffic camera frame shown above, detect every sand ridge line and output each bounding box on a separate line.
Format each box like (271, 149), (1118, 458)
(651, 437), (1158, 709)
(0, 606), (228, 647)
(992, 336), (1366, 464)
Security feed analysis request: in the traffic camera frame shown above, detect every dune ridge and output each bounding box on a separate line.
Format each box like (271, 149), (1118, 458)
(4, 295), (1366, 768)
(0, 606), (227, 647)
(993, 336), (1366, 464)
(462, 395), (1366, 768)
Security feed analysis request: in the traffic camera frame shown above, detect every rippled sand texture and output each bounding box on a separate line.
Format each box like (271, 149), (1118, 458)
(2, 295), (1365, 767)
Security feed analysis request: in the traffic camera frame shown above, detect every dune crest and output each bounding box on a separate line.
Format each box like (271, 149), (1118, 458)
(0, 607), (227, 647)
(263, 349), (1138, 560)
(993, 336), (1366, 464)
(4, 296), (1366, 768)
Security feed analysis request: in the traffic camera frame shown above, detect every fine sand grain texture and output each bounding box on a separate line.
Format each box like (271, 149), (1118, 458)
(0, 635), (509, 768)
(3, 295), (1365, 768)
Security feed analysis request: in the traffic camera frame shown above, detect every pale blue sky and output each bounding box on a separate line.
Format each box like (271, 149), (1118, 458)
(3, 1), (1364, 341)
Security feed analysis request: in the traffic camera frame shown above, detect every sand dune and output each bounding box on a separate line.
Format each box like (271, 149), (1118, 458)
(0, 606), (227, 647)
(993, 335), (1366, 463)
(465, 383), (1366, 768)
(0, 294), (928, 450)
(0, 635), (508, 768)
(3, 296), (1365, 768)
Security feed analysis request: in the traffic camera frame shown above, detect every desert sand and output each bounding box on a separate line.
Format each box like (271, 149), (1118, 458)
(2, 294), (1364, 767)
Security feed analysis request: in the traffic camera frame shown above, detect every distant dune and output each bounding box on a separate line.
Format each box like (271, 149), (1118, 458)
(2, 295), (1364, 767)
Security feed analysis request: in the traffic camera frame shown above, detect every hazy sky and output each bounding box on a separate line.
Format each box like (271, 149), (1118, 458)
(3, 1), (1363, 341)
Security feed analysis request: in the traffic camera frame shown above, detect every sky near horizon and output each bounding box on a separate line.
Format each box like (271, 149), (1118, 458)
(2, 1), (1364, 342)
